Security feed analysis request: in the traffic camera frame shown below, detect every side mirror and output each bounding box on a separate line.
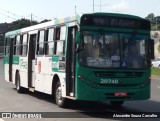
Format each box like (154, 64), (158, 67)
(150, 39), (155, 60)
(75, 31), (80, 44)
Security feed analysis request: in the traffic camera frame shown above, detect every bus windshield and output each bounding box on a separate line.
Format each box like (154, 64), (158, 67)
(79, 31), (148, 69)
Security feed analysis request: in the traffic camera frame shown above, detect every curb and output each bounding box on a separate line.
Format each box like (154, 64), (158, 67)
(151, 75), (160, 80)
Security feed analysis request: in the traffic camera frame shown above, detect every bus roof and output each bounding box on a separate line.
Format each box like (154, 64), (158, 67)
(91, 12), (143, 19)
(5, 13), (148, 37)
(5, 14), (81, 37)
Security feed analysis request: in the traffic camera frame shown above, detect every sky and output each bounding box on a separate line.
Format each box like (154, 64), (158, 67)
(0, 0), (160, 23)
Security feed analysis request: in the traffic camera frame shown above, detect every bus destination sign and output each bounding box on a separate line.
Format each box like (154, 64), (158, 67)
(81, 15), (150, 30)
(93, 17), (136, 28)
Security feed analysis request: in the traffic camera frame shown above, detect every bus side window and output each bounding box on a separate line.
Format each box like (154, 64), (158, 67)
(45, 28), (54, 55)
(5, 38), (10, 55)
(15, 35), (21, 55)
(55, 26), (66, 56)
(22, 34), (28, 56)
(37, 30), (45, 55)
(4, 38), (7, 55)
(13, 37), (16, 55)
(20, 35), (23, 55)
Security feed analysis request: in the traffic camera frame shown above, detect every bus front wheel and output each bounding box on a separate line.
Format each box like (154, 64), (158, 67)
(110, 101), (124, 107)
(16, 73), (23, 93)
(55, 81), (67, 108)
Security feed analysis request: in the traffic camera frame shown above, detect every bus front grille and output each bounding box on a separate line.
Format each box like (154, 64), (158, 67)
(99, 84), (140, 88)
(94, 71), (143, 78)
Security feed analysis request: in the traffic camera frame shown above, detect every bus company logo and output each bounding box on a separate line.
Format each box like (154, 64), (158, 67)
(52, 62), (59, 69)
(20, 59), (27, 69)
(2, 113), (11, 118)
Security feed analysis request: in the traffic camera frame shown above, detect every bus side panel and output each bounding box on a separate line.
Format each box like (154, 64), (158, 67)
(12, 65), (17, 85)
(4, 56), (9, 82)
(51, 56), (66, 97)
(34, 57), (44, 92)
(19, 57), (28, 88)
(34, 74), (43, 92)
(34, 57), (57, 95)
(42, 57), (53, 94)
(12, 56), (20, 85)
(4, 64), (9, 82)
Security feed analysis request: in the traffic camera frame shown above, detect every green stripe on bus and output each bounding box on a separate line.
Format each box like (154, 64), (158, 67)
(52, 56), (59, 72)
(3, 56), (9, 64)
(3, 56), (19, 64)
(13, 56), (19, 65)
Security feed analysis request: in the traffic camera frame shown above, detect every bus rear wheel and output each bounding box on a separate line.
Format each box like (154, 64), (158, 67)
(55, 81), (67, 108)
(110, 101), (124, 107)
(16, 73), (23, 93)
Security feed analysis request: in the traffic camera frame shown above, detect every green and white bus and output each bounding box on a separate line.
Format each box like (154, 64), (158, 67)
(3, 13), (154, 107)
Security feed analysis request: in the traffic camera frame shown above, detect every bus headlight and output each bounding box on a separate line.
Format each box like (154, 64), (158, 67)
(140, 77), (151, 88)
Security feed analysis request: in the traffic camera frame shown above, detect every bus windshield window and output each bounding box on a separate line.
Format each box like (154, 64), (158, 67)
(121, 37), (148, 69)
(79, 31), (148, 69)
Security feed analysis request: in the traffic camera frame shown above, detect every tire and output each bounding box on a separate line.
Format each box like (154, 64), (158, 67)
(110, 101), (124, 107)
(16, 73), (23, 93)
(55, 81), (67, 108)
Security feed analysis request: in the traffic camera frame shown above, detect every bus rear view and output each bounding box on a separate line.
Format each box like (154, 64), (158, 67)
(75, 13), (154, 106)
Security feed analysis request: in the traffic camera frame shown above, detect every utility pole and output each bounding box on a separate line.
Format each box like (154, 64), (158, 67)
(156, 17), (158, 31)
(31, 13), (33, 25)
(100, 0), (101, 12)
(75, 0), (77, 14)
(93, 0), (108, 12)
(75, 5), (77, 14)
(93, 0), (94, 13)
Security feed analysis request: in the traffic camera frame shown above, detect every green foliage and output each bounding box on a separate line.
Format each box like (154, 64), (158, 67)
(158, 44), (160, 53)
(0, 35), (4, 46)
(146, 13), (160, 31)
(40, 19), (51, 23)
(151, 25), (157, 31)
(10, 19), (38, 31)
(152, 68), (160, 76)
(145, 13), (155, 22)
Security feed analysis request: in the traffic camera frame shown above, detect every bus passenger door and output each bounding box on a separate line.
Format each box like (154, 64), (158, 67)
(9, 38), (14, 82)
(28, 33), (37, 88)
(66, 26), (77, 97)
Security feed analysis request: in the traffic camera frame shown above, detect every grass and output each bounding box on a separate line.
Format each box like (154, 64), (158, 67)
(152, 68), (160, 76)
(158, 44), (160, 53)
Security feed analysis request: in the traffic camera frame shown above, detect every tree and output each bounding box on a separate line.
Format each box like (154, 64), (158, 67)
(10, 18), (38, 31)
(145, 13), (155, 22)
(145, 13), (160, 31)
(40, 19), (51, 23)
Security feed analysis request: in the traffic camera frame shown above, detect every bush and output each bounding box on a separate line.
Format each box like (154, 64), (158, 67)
(158, 44), (160, 53)
(152, 68), (160, 76)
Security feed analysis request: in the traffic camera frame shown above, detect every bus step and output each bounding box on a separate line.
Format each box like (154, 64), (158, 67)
(29, 87), (35, 92)
(66, 96), (76, 100)
(70, 93), (74, 96)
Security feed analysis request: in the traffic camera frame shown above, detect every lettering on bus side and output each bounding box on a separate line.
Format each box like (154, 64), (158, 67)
(20, 59), (28, 69)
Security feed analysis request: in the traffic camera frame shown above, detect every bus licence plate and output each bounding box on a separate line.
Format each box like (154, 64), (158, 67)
(115, 92), (127, 96)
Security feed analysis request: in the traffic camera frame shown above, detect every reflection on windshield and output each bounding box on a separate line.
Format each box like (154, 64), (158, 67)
(121, 38), (147, 68)
(79, 31), (148, 69)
